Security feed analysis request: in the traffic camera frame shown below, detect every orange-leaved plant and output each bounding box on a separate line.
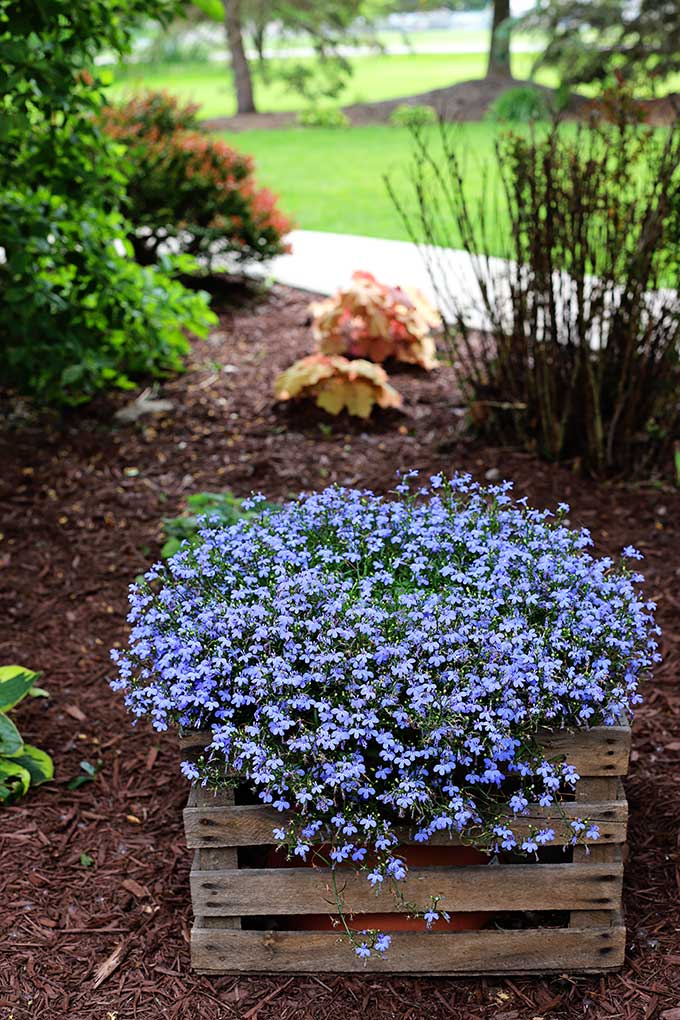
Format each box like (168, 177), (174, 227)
(100, 91), (292, 269)
(274, 354), (403, 419)
(311, 271), (440, 370)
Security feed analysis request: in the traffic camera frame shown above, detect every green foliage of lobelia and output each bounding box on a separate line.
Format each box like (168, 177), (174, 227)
(0, 666), (53, 804)
(161, 490), (280, 558)
(0, 0), (217, 406)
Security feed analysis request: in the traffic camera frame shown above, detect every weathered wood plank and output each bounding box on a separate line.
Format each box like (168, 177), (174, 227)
(191, 861), (622, 916)
(190, 925), (626, 975)
(180, 724), (631, 777)
(570, 778), (624, 930)
(183, 798), (628, 849)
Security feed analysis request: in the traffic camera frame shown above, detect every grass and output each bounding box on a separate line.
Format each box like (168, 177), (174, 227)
(216, 123), (508, 250)
(109, 51), (555, 121)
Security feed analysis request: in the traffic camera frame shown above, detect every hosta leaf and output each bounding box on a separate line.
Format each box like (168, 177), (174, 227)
(10, 744), (54, 786)
(0, 757), (31, 801)
(0, 665), (41, 712)
(0, 714), (23, 755)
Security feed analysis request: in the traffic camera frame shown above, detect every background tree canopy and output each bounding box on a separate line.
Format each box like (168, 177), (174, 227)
(526, 0), (680, 92)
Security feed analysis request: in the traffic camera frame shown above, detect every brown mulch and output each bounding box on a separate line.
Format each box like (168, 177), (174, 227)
(1, 282), (679, 1020)
(202, 75), (561, 131)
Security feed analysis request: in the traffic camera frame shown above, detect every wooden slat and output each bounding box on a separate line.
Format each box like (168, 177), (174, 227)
(190, 924), (626, 975)
(183, 797), (628, 849)
(191, 860), (622, 916)
(539, 725), (630, 776)
(192, 852), (241, 930)
(570, 778), (624, 930)
(180, 724), (631, 777)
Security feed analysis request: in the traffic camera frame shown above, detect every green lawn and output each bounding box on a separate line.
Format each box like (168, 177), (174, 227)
(216, 124), (508, 250)
(110, 51), (553, 120)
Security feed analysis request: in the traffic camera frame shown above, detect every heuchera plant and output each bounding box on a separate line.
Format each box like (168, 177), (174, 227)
(112, 474), (659, 958)
(274, 353), (403, 418)
(311, 271), (440, 370)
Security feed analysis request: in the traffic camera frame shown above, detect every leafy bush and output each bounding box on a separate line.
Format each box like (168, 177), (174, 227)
(274, 353), (402, 418)
(161, 490), (278, 558)
(0, 0), (216, 406)
(486, 85), (552, 123)
(113, 473), (658, 956)
(0, 666), (53, 804)
(391, 117), (680, 476)
(101, 92), (293, 268)
(107, 89), (201, 135)
(311, 271), (440, 370)
(389, 104), (438, 128)
(296, 107), (350, 129)
(0, 190), (214, 405)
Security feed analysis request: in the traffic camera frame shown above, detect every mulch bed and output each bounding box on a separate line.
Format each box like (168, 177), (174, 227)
(202, 81), (679, 132)
(1, 282), (679, 1020)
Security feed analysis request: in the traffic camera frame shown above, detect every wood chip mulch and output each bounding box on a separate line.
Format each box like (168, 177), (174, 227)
(1, 283), (679, 1020)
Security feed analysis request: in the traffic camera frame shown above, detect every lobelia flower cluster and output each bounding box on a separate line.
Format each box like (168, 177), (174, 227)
(112, 473), (659, 958)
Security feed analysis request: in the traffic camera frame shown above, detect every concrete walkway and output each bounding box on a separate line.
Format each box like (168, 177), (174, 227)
(250, 229), (508, 331)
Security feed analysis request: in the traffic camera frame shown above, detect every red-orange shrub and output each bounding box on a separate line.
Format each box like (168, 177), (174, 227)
(100, 92), (292, 268)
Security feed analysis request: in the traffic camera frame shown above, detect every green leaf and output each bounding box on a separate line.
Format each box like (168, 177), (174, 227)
(79, 852), (94, 867)
(11, 744), (53, 786)
(0, 714), (23, 755)
(0, 665), (41, 711)
(67, 759), (101, 790)
(0, 758), (31, 802)
(27, 686), (50, 699)
(160, 536), (183, 559)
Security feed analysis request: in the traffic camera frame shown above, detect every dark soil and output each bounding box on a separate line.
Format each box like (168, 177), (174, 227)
(1, 283), (679, 1020)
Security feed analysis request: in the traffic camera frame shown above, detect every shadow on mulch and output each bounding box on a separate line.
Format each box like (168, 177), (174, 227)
(0, 283), (679, 1020)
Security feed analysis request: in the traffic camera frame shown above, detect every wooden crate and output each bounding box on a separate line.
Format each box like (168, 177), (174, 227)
(181, 724), (630, 975)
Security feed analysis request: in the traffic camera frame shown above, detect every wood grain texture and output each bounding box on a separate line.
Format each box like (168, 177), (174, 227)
(191, 861), (623, 916)
(183, 797), (628, 849)
(569, 777), (624, 930)
(190, 924), (626, 975)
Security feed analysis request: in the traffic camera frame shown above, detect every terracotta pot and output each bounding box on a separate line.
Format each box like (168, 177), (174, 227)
(267, 842), (491, 933)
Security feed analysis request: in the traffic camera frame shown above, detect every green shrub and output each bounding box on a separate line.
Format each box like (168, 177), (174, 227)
(296, 107), (350, 129)
(486, 85), (552, 123)
(389, 104), (438, 128)
(100, 93), (293, 269)
(0, 189), (215, 405)
(0, 666), (53, 804)
(0, 0), (216, 406)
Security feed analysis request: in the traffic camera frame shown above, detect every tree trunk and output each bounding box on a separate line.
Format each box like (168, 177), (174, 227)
(487, 0), (512, 78)
(224, 0), (256, 114)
